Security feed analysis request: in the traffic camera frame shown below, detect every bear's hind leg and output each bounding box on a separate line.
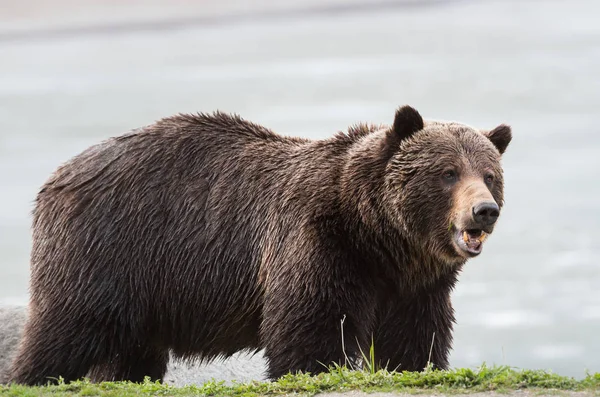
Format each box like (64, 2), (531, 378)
(8, 314), (97, 385)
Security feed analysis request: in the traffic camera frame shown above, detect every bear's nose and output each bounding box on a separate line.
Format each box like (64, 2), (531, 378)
(472, 202), (500, 226)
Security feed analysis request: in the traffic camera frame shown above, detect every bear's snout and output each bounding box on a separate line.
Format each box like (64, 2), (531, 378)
(472, 202), (499, 227)
(450, 179), (502, 258)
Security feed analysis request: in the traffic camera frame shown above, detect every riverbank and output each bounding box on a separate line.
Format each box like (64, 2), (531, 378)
(1, 366), (599, 396)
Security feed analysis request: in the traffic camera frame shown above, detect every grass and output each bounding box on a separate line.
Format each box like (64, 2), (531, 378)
(1, 365), (599, 397)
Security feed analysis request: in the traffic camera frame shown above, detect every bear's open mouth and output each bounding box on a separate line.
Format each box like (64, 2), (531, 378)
(454, 228), (488, 257)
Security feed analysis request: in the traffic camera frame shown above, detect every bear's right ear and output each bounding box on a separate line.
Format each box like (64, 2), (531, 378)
(392, 105), (424, 142)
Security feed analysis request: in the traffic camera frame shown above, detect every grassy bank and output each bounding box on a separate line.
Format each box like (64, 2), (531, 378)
(1, 365), (599, 397)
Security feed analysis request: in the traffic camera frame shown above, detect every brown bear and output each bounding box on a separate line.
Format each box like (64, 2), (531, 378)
(8, 106), (511, 385)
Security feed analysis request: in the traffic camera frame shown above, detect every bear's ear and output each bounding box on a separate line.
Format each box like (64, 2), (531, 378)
(483, 124), (512, 155)
(392, 105), (424, 142)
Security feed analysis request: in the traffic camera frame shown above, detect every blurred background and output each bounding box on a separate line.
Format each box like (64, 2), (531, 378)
(1, 0), (599, 382)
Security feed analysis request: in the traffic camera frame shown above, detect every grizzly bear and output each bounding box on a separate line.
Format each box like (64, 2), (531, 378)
(8, 106), (511, 385)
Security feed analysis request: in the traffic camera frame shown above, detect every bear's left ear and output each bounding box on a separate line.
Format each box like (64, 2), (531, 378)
(392, 105), (424, 142)
(483, 124), (512, 155)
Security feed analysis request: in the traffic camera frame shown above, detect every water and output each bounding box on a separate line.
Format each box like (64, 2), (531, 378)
(0, 0), (599, 380)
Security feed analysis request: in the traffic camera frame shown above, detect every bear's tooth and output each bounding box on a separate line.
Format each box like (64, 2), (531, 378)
(479, 232), (488, 243)
(463, 231), (469, 243)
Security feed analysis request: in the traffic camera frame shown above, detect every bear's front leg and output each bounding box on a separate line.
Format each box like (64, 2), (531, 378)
(373, 272), (458, 372)
(260, 244), (377, 379)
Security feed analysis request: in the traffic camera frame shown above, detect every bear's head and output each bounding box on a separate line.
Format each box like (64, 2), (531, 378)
(383, 105), (512, 264)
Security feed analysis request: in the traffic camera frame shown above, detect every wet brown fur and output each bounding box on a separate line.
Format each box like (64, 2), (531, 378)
(8, 106), (511, 385)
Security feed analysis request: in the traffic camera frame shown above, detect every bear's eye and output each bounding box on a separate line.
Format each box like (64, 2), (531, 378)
(442, 170), (457, 183)
(484, 174), (495, 185)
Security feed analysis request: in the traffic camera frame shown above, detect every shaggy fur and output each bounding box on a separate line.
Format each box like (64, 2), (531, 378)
(8, 106), (511, 385)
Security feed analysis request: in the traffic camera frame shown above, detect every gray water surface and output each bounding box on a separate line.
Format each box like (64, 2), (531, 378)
(0, 0), (599, 380)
